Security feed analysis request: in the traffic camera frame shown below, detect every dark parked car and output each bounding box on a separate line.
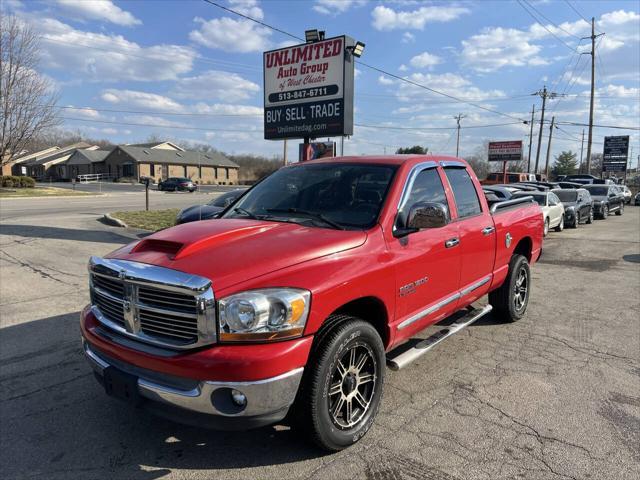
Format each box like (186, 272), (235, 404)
(557, 181), (584, 189)
(584, 184), (625, 219)
(635, 192), (640, 206)
(552, 188), (593, 227)
(482, 185), (513, 200)
(158, 177), (196, 192)
(175, 189), (244, 224)
(563, 174), (598, 184)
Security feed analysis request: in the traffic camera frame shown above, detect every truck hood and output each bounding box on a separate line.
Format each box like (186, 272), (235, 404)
(107, 219), (367, 291)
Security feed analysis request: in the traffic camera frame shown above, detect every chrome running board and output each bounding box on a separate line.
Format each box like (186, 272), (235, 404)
(387, 305), (493, 371)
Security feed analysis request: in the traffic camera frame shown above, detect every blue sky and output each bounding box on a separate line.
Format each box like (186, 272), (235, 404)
(4, 0), (639, 168)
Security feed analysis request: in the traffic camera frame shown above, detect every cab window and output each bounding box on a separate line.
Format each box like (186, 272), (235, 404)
(444, 168), (482, 218)
(397, 168), (447, 228)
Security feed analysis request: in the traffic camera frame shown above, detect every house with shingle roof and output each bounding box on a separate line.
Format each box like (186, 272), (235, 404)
(102, 145), (239, 185)
(20, 142), (96, 179)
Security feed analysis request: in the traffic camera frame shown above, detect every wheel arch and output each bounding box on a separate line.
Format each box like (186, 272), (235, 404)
(320, 296), (391, 349)
(513, 236), (533, 262)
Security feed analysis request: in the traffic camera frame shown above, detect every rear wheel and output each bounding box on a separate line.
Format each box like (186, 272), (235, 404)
(489, 254), (530, 323)
(294, 317), (385, 451)
(554, 215), (564, 232)
(586, 208), (594, 224)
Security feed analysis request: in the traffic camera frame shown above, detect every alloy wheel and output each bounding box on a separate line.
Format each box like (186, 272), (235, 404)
(513, 266), (528, 313)
(328, 342), (378, 430)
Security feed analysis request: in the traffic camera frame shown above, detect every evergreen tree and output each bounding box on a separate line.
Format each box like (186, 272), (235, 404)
(552, 150), (578, 177)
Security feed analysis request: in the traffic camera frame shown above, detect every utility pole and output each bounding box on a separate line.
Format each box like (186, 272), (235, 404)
(283, 139), (288, 166)
(582, 17), (605, 174)
(454, 113), (466, 157)
(544, 116), (556, 179)
(527, 104), (535, 173)
(579, 129), (585, 173)
(533, 87), (565, 173)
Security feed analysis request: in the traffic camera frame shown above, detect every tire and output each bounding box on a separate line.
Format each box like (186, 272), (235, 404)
(573, 212), (580, 228)
(489, 254), (530, 323)
(602, 204), (609, 219)
(554, 215), (564, 232)
(543, 218), (549, 237)
(616, 203), (623, 216)
(586, 208), (594, 224)
(294, 316), (385, 451)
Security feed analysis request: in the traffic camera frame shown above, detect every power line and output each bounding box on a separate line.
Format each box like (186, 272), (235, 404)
(201, 0), (527, 122)
(516, 0), (577, 51)
(355, 122), (523, 131)
(522, 0), (580, 39)
(555, 121), (640, 131)
(563, 0), (592, 26)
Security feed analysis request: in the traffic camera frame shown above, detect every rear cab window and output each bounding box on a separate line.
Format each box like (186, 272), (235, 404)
(444, 168), (482, 218)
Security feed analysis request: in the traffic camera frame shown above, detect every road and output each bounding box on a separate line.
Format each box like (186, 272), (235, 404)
(1, 194), (639, 480)
(42, 181), (244, 194)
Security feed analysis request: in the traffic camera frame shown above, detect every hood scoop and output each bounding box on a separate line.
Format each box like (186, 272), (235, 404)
(131, 239), (184, 259)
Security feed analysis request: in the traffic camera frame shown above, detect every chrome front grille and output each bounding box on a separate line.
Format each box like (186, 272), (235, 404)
(88, 256), (216, 350)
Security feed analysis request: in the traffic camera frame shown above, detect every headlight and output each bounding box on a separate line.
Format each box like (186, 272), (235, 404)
(218, 288), (310, 342)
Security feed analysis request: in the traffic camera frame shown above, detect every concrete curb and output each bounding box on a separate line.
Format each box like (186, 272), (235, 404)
(102, 213), (128, 228)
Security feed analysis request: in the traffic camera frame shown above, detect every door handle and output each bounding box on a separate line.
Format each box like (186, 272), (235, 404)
(445, 237), (460, 248)
(481, 226), (495, 235)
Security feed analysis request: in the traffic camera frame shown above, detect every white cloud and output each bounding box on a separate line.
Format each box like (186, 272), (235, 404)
(460, 27), (547, 72)
(313, 0), (366, 15)
(371, 5), (469, 31)
(123, 115), (187, 129)
(228, 0), (264, 20)
(172, 70), (260, 102)
(54, 0), (141, 26)
(402, 32), (415, 44)
(395, 72), (507, 102)
(398, 64), (408, 72)
(192, 103), (263, 116)
(410, 51), (442, 69)
(33, 17), (195, 81)
(101, 89), (184, 112)
(66, 105), (102, 119)
(189, 16), (271, 53)
(378, 75), (394, 85)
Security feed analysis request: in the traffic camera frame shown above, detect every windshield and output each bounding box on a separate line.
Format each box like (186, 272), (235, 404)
(222, 163), (397, 229)
(586, 186), (608, 196)
(554, 190), (577, 202)
(514, 192), (546, 206)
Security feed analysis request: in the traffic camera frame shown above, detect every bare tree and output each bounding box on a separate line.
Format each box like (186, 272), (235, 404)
(1, 14), (60, 165)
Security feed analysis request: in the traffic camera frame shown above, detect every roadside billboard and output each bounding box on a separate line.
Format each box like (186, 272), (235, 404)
(602, 135), (629, 172)
(488, 141), (523, 162)
(263, 36), (355, 140)
(298, 141), (335, 161)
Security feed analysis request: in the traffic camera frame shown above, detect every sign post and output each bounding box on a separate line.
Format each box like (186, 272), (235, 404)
(263, 35), (356, 159)
(602, 135), (629, 179)
(488, 141), (523, 183)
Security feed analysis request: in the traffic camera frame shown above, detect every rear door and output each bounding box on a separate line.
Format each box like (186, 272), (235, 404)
(391, 164), (461, 338)
(443, 165), (495, 303)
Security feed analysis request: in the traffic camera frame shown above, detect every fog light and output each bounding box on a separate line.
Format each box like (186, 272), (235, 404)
(231, 389), (247, 407)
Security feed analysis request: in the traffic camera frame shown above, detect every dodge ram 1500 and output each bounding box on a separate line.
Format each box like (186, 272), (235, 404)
(81, 155), (543, 451)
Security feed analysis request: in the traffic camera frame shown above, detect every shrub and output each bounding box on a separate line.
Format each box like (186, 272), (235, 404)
(1, 175), (36, 188)
(19, 176), (35, 188)
(3, 179), (14, 188)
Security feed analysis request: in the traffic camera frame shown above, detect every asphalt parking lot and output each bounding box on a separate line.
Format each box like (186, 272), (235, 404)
(1, 195), (638, 480)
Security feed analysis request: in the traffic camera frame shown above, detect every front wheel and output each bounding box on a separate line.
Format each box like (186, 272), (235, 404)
(489, 254), (530, 323)
(586, 209), (594, 224)
(616, 203), (624, 216)
(602, 204), (609, 219)
(573, 212), (580, 228)
(543, 218), (550, 237)
(295, 317), (385, 451)
(555, 215), (564, 232)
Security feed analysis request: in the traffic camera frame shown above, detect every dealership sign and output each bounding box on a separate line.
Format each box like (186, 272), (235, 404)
(602, 135), (629, 172)
(263, 36), (355, 140)
(488, 140), (523, 162)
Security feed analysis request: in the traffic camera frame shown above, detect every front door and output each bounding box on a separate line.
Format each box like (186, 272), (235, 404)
(391, 165), (461, 340)
(443, 166), (495, 301)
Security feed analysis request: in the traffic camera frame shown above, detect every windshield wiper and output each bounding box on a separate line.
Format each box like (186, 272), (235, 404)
(266, 208), (345, 230)
(233, 207), (259, 220)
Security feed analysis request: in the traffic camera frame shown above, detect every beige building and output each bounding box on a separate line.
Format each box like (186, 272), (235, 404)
(102, 145), (239, 185)
(21, 143), (96, 179)
(3, 146), (61, 176)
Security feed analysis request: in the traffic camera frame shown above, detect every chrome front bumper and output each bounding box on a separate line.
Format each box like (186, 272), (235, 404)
(83, 340), (303, 423)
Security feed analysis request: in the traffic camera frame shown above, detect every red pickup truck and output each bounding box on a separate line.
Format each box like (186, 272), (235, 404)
(81, 155), (543, 451)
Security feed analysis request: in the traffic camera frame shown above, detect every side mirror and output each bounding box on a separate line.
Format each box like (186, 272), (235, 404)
(394, 202), (450, 237)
